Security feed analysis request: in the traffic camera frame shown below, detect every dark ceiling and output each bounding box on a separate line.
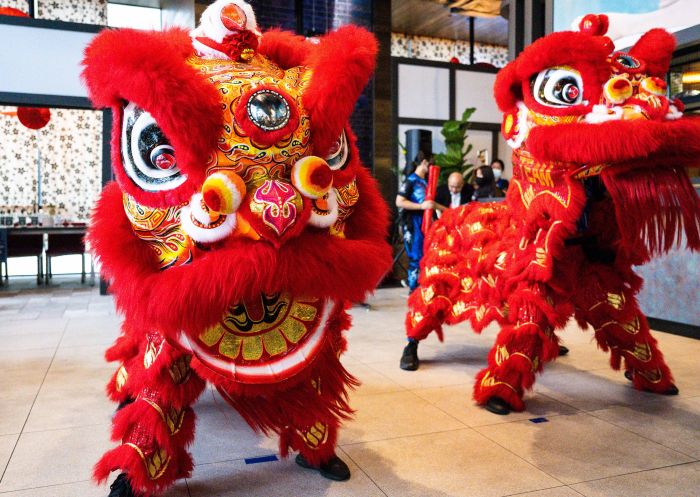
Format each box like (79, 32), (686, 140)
(392, 0), (508, 46)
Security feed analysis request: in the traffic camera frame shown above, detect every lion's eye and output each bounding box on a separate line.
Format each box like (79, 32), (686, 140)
(246, 90), (290, 131)
(615, 54), (640, 69)
(531, 67), (584, 107)
(121, 102), (186, 191)
(326, 131), (350, 171)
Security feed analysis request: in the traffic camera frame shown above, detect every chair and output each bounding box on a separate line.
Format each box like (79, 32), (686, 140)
(0, 229), (7, 285)
(45, 233), (89, 283)
(4, 231), (45, 285)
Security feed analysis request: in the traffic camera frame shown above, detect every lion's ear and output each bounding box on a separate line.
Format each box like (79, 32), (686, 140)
(629, 28), (676, 78)
(302, 26), (378, 157)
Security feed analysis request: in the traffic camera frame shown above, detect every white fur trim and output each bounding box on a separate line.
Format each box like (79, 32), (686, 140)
(666, 104), (683, 120)
(584, 104), (624, 124)
(188, 193), (213, 225)
(506, 101), (530, 149)
(308, 190), (339, 229)
(190, 0), (260, 59)
(181, 205), (237, 243)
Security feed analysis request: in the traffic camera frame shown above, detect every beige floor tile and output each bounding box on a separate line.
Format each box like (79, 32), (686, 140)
(413, 384), (579, 427)
(344, 428), (560, 497)
(191, 389), (279, 465)
(367, 358), (482, 391)
(0, 424), (112, 492)
(508, 487), (583, 497)
(0, 347), (54, 374)
(0, 479), (189, 497)
(0, 330), (63, 352)
(588, 396), (700, 458)
(0, 433), (19, 475)
(59, 315), (122, 348)
(187, 448), (384, 497)
(533, 368), (661, 412)
(664, 354), (700, 397)
(475, 412), (694, 485)
(0, 317), (68, 334)
(343, 361), (407, 397)
(571, 461), (700, 497)
(339, 390), (465, 444)
(0, 366), (48, 435)
(51, 344), (116, 370)
(345, 336), (407, 364)
(23, 364), (114, 432)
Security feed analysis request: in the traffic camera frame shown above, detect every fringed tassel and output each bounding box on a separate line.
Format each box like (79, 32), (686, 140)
(603, 166), (700, 263)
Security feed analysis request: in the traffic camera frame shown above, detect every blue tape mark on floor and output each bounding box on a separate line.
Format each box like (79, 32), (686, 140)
(244, 455), (279, 464)
(529, 417), (549, 423)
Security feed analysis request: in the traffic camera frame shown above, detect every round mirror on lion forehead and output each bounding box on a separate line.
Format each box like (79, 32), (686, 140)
(247, 90), (291, 131)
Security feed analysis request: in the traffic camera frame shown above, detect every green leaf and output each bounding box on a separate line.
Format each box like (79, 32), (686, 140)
(460, 107), (476, 122)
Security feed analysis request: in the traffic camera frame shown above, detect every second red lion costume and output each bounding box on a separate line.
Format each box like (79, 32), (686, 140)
(405, 15), (700, 415)
(83, 1), (390, 495)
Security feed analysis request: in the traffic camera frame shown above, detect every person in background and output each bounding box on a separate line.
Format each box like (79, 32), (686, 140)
(491, 159), (510, 192)
(471, 165), (504, 201)
(396, 152), (435, 292)
(435, 171), (473, 212)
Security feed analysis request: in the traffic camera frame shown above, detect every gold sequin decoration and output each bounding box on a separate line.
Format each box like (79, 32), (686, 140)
(303, 421), (329, 449)
(125, 443), (170, 480)
(242, 336), (264, 360)
(168, 356), (191, 385)
(143, 340), (161, 369)
(115, 365), (128, 392)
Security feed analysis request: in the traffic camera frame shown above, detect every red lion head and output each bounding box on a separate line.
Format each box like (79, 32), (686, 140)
(83, 2), (390, 384)
(495, 14), (700, 262)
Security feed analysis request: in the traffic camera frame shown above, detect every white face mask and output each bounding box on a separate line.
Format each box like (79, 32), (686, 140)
(492, 168), (503, 180)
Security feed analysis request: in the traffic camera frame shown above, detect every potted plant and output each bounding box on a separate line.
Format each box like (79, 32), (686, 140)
(433, 107), (476, 184)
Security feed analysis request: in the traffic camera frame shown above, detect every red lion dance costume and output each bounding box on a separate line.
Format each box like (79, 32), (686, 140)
(406, 15), (700, 415)
(82, 1), (390, 495)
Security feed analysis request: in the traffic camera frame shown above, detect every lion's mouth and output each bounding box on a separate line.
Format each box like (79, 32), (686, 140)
(175, 293), (333, 384)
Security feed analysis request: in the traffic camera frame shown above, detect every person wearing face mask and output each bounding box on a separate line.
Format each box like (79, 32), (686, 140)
(471, 165), (505, 201)
(396, 152), (436, 292)
(435, 172), (474, 213)
(491, 159), (509, 192)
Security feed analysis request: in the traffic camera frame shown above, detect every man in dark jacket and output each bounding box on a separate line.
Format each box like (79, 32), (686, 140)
(434, 172), (473, 211)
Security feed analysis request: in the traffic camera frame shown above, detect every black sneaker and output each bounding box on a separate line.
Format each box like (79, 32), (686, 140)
(295, 453), (351, 481)
(400, 341), (419, 371)
(485, 396), (512, 415)
(108, 473), (137, 497)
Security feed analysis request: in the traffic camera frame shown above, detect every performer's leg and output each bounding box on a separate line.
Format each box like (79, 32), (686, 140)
(473, 284), (562, 414)
(95, 333), (206, 496)
(405, 221), (424, 292)
(575, 269), (677, 394)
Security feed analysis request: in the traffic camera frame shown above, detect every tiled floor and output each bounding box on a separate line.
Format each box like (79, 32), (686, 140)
(1, 283), (699, 497)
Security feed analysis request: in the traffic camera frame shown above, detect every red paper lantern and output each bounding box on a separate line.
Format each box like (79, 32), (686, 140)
(0, 7), (29, 17)
(17, 107), (51, 130)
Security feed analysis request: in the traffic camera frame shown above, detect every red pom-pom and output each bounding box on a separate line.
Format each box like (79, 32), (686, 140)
(16, 107), (51, 130)
(579, 14), (609, 36)
(449, 56), (460, 64)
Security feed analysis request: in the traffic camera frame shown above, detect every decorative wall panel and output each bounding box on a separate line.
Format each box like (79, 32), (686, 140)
(0, 106), (102, 221)
(37, 0), (107, 24)
(392, 32), (508, 68)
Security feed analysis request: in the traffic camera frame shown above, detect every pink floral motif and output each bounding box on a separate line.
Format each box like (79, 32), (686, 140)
(253, 179), (299, 235)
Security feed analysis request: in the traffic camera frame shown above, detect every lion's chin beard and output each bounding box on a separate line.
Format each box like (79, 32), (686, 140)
(601, 166), (700, 264)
